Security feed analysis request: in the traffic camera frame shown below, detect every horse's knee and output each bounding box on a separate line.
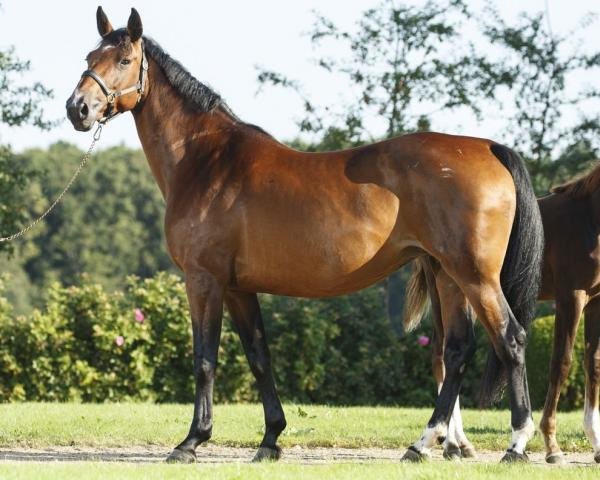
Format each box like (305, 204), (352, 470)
(467, 284), (525, 364)
(505, 342), (526, 369)
(194, 357), (216, 380)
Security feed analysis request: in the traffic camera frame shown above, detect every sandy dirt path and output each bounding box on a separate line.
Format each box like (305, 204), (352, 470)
(0, 446), (598, 466)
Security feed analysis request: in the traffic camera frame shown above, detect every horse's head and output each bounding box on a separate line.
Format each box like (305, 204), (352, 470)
(66, 7), (147, 131)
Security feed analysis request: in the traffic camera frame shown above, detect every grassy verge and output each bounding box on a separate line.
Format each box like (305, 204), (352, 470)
(0, 403), (591, 453)
(1, 462), (599, 480)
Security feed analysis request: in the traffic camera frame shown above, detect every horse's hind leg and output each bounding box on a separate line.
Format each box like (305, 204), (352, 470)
(403, 269), (476, 462)
(539, 291), (585, 464)
(465, 281), (534, 462)
(225, 291), (287, 462)
(426, 262), (476, 460)
(583, 297), (600, 463)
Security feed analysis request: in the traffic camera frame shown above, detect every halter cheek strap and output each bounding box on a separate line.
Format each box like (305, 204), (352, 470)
(81, 41), (148, 124)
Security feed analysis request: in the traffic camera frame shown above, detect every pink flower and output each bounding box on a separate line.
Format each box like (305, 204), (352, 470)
(134, 308), (145, 324)
(417, 335), (430, 347)
(115, 335), (125, 347)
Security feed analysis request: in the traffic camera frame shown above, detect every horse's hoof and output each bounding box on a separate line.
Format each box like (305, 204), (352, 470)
(545, 452), (565, 464)
(500, 450), (529, 463)
(165, 448), (196, 464)
(252, 446), (281, 462)
(443, 445), (462, 461)
(401, 447), (430, 463)
(594, 451), (600, 464)
(460, 444), (477, 459)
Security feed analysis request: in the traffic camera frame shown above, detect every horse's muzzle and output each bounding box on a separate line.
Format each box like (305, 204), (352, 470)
(66, 94), (93, 132)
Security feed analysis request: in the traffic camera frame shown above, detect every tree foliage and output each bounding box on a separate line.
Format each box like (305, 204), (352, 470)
(481, 8), (600, 193)
(258, 0), (492, 145)
(0, 12), (53, 255)
(0, 146), (33, 255)
(0, 47), (52, 131)
(4, 143), (173, 310)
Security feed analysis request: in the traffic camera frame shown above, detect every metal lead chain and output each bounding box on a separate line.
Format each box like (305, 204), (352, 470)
(0, 123), (103, 243)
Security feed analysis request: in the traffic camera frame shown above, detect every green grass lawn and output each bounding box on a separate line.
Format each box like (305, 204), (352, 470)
(0, 462), (599, 480)
(0, 403), (591, 453)
(1, 404), (598, 480)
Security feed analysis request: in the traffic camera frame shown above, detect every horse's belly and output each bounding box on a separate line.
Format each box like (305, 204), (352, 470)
(233, 200), (418, 297)
(234, 236), (417, 297)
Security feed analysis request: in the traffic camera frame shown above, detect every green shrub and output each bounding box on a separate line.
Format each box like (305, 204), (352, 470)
(0, 274), (587, 410)
(124, 274), (192, 402)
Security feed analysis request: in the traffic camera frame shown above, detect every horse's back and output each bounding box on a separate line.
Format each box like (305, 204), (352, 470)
(346, 131), (512, 192)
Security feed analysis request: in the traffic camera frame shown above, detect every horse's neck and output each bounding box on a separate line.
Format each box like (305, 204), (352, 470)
(132, 62), (237, 200)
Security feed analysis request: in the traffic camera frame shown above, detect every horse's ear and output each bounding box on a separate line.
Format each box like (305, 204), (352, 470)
(127, 8), (143, 42)
(96, 6), (113, 38)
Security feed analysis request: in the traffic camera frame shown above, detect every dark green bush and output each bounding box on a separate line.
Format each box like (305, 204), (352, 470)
(0, 274), (586, 410)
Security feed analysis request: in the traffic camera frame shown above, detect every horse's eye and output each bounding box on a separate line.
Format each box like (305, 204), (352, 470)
(120, 59), (131, 66)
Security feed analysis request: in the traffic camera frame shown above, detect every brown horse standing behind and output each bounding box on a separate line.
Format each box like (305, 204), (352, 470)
(406, 165), (600, 463)
(66, 8), (543, 463)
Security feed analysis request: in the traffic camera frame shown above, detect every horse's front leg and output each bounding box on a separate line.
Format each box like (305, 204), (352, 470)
(167, 270), (224, 463)
(225, 291), (287, 462)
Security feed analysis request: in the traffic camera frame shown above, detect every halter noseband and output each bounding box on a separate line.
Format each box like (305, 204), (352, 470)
(81, 41), (148, 124)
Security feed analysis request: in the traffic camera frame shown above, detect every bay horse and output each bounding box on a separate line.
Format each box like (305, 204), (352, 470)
(66, 7), (543, 463)
(405, 166), (600, 463)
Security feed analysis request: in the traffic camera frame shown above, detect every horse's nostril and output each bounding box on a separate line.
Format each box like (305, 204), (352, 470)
(79, 102), (89, 119)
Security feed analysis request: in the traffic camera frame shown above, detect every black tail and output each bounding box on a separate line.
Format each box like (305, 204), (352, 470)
(479, 144), (544, 406)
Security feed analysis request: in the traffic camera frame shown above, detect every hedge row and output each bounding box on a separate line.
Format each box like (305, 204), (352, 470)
(0, 273), (585, 409)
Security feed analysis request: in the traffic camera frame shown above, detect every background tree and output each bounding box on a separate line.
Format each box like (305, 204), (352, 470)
(259, 0), (493, 146)
(1, 143), (173, 312)
(481, 8), (600, 193)
(0, 7), (53, 256)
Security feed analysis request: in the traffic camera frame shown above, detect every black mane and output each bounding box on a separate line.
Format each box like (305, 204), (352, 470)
(101, 29), (271, 136)
(143, 36), (223, 113)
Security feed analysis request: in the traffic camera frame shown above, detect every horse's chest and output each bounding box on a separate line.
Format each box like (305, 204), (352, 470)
(163, 205), (231, 273)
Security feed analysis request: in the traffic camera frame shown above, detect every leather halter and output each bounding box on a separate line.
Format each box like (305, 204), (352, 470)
(81, 41), (148, 124)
